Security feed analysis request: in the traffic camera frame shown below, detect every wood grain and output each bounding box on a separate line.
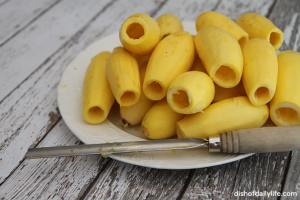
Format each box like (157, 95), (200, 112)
(269, 0), (300, 52)
(0, 0), (59, 46)
(0, 0), (113, 184)
(84, 160), (190, 200)
(1, 0), (300, 199)
(281, 151), (300, 200)
(220, 127), (300, 153)
(153, 0), (219, 21)
(215, 0), (275, 20)
(0, 0), (111, 102)
(0, 120), (110, 199)
(0, 0), (164, 187)
(182, 152), (289, 199)
(0, 0), (8, 7)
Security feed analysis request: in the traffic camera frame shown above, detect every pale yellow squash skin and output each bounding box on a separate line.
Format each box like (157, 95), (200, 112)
(83, 52), (115, 124)
(270, 50), (300, 126)
(242, 38), (278, 106)
(106, 47), (140, 107)
(236, 13), (284, 50)
(194, 26), (243, 88)
(156, 13), (183, 40)
(167, 71), (215, 114)
(120, 63), (156, 126)
(213, 81), (246, 103)
(196, 11), (249, 47)
(177, 96), (269, 139)
(143, 31), (195, 100)
(142, 98), (184, 139)
(119, 13), (160, 56)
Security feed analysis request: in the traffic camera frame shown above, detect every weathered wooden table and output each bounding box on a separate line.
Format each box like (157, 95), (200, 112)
(1, 0), (300, 199)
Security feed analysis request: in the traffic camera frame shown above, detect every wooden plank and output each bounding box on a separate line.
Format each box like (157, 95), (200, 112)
(0, 0), (164, 187)
(182, 153), (289, 199)
(269, 1), (300, 199)
(281, 151), (300, 200)
(0, 0), (9, 7)
(0, 119), (110, 199)
(0, 0), (59, 46)
(0, 0), (111, 102)
(215, 0), (275, 20)
(0, 0), (113, 184)
(268, 0), (300, 52)
(153, 0), (218, 21)
(83, 160), (191, 200)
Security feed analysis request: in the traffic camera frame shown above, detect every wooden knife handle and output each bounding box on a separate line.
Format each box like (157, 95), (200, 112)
(219, 127), (300, 153)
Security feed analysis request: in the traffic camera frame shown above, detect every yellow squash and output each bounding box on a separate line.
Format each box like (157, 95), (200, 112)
(143, 31), (195, 100)
(120, 63), (156, 126)
(213, 81), (246, 103)
(177, 96), (269, 139)
(119, 13), (160, 56)
(167, 71), (215, 114)
(156, 13), (183, 40)
(242, 38), (278, 106)
(194, 26), (243, 88)
(270, 50), (300, 126)
(106, 47), (140, 107)
(196, 11), (249, 47)
(236, 13), (284, 50)
(82, 51), (115, 124)
(142, 98), (184, 139)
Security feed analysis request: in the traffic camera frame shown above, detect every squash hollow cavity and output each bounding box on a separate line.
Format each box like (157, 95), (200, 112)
(120, 91), (136, 106)
(214, 65), (236, 87)
(126, 23), (144, 39)
(254, 87), (270, 105)
(87, 106), (104, 121)
(172, 90), (190, 109)
(269, 31), (282, 48)
(275, 107), (300, 125)
(144, 81), (164, 100)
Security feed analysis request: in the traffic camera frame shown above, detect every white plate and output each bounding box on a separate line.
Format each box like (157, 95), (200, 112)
(57, 21), (253, 169)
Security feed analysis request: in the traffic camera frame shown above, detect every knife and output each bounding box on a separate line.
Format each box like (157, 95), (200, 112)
(26, 127), (300, 159)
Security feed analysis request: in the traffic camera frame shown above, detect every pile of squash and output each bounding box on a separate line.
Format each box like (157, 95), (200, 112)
(82, 12), (300, 140)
